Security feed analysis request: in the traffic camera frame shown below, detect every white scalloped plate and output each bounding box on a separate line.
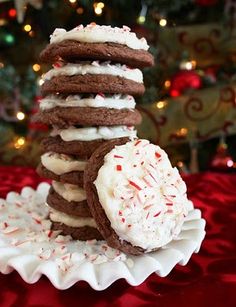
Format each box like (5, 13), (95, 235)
(0, 183), (206, 290)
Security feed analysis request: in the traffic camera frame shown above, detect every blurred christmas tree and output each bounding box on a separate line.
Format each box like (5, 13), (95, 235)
(0, 0), (235, 172)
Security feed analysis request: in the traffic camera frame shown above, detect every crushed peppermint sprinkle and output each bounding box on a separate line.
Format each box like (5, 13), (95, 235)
(134, 140), (142, 146)
(97, 92), (105, 98)
(114, 155), (124, 159)
(155, 152), (161, 159)
(2, 226), (20, 234)
(116, 165), (122, 171)
(128, 180), (142, 191)
(144, 204), (153, 210)
(33, 218), (42, 225)
(53, 62), (63, 68)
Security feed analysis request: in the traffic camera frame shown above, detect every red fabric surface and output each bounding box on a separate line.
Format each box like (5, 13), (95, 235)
(0, 166), (236, 307)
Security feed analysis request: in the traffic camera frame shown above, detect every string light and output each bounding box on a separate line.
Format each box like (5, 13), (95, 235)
(227, 160), (234, 167)
(191, 60), (197, 68)
(77, 7), (84, 14)
(180, 60), (197, 70)
(69, 0), (77, 3)
(185, 61), (193, 70)
(23, 24), (32, 32)
(8, 8), (17, 18)
(94, 2), (105, 15)
(14, 137), (25, 149)
(16, 111), (25, 121)
(159, 18), (167, 27)
(176, 128), (188, 136)
(32, 64), (41, 72)
(137, 16), (146, 24)
(29, 31), (35, 37)
(38, 77), (44, 86)
(0, 62), (4, 69)
(164, 80), (171, 88)
(156, 100), (167, 109)
(0, 19), (7, 26)
(5, 34), (14, 44)
(177, 161), (184, 168)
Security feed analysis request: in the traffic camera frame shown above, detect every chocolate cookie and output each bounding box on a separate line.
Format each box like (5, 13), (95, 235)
(41, 75), (145, 96)
(51, 221), (103, 241)
(41, 136), (129, 158)
(40, 41), (154, 68)
(47, 186), (91, 217)
(37, 163), (84, 186)
(34, 107), (142, 127)
(85, 138), (191, 255)
(84, 138), (144, 255)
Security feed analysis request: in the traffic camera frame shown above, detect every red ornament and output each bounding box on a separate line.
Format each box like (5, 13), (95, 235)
(8, 9), (17, 18)
(170, 70), (202, 97)
(210, 140), (235, 170)
(195, 0), (218, 6)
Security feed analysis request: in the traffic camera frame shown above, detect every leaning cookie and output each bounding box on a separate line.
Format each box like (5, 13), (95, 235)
(40, 24), (154, 68)
(84, 139), (193, 255)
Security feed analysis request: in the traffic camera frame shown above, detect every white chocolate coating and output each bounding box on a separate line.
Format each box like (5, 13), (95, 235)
(52, 181), (86, 202)
(94, 139), (192, 251)
(49, 207), (96, 228)
(39, 94), (136, 110)
(50, 25), (149, 50)
(51, 126), (137, 142)
(41, 152), (86, 175)
(43, 62), (143, 83)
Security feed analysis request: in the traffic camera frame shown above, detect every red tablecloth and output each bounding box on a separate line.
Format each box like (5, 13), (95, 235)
(0, 166), (236, 307)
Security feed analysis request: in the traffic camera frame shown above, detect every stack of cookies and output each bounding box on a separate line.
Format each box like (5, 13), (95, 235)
(36, 24), (154, 241)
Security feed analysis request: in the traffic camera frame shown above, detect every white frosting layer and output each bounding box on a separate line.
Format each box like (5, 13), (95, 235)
(43, 62), (143, 83)
(39, 94), (136, 110)
(51, 126), (137, 142)
(94, 139), (192, 251)
(41, 152), (86, 175)
(52, 181), (86, 202)
(49, 207), (96, 228)
(50, 25), (149, 50)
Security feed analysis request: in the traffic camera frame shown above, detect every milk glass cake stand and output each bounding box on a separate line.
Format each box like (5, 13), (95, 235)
(0, 183), (206, 290)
